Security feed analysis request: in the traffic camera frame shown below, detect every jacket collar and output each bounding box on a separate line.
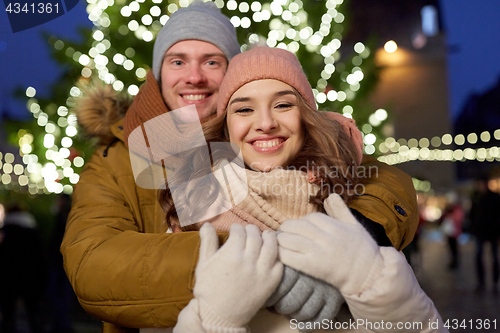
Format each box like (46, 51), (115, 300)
(111, 118), (125, 143)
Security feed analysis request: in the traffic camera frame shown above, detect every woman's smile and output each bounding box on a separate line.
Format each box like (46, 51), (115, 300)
(248, 136), (287, 152)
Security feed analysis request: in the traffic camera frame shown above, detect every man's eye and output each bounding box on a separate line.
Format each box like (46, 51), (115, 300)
(172, 60), (183, 66)
(207, 60), (219, 66)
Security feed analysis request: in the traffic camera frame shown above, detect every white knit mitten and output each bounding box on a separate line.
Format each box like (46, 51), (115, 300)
(277, 194), (383, 295)
(173, 298), (204, 333)
(194, 223), (283, 330)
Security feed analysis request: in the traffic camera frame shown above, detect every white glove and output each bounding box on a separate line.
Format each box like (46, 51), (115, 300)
(173, 298), (204, 333)
(277, 194), (383, 295)
(194, 223), (283, 330)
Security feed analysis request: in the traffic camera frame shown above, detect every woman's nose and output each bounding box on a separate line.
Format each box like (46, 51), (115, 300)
(254, 109), (277, 132)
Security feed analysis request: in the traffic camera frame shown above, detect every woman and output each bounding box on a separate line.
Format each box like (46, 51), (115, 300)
(160, 47), (447, 332)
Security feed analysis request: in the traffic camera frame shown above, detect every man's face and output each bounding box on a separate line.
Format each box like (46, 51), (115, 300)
(160, 40), (228, 120)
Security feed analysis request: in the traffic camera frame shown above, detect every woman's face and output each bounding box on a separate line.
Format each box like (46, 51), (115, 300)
(226, 79), (305, 171)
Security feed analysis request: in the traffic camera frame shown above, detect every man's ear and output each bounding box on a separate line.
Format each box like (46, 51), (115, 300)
(156, 53), (168, 88)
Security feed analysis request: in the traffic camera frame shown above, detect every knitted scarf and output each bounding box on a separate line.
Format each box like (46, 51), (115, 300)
(178, 162), (324, 232)
(123, 70), (169, 147)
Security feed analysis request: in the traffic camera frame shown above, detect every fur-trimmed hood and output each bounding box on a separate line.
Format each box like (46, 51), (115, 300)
(73, 80), (131, 146)
(74, 71), (171, 148)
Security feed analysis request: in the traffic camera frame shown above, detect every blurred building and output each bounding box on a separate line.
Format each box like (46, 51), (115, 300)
(454, 77), (500, 180)
(345, 0), (453, 190)
(345, 0), (500, 190)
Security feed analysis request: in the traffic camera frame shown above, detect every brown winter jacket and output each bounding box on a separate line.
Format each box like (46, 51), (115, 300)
(61, 71), (418, 333)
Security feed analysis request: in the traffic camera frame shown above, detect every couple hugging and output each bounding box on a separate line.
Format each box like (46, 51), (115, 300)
(62, 2), (446, 332)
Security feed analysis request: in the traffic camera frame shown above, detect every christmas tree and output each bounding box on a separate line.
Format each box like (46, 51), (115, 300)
(1, 0), (386, 198)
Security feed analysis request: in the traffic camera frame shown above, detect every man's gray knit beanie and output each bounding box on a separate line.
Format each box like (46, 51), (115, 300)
(152, 1), (241, 81)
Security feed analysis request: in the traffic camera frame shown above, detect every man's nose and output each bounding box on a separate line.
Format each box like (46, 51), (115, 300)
(185, 65), (206, 85)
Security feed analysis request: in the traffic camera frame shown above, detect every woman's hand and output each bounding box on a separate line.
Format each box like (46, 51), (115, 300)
(194, 223), (283, 330)
(277, 194), (382, 295)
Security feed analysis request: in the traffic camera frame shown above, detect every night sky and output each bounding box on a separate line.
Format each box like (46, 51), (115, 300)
(0, 0), (499, 123)
(0, 0), (91, 120)
(440, 0), (500, 120)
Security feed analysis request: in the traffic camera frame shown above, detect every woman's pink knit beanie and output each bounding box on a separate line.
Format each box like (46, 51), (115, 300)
(217, 47), (315, 115)
(217, 46), (363, 164)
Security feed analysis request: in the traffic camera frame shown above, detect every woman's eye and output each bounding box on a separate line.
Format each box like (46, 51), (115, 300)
(276, 103), (293, 109)
(235, 108), (253, 114)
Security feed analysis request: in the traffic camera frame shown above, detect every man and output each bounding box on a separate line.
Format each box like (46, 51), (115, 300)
(469, 174), (500, 292)
(62, 2), (418, 332)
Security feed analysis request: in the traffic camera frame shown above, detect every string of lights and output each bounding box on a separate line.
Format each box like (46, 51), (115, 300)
(379, 129), (500, 154)
(378, 146), (500, 166)
(377, 129), (500, 165)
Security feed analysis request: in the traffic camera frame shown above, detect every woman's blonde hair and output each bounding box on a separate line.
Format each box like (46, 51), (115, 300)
(158, 89), (360, 231)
